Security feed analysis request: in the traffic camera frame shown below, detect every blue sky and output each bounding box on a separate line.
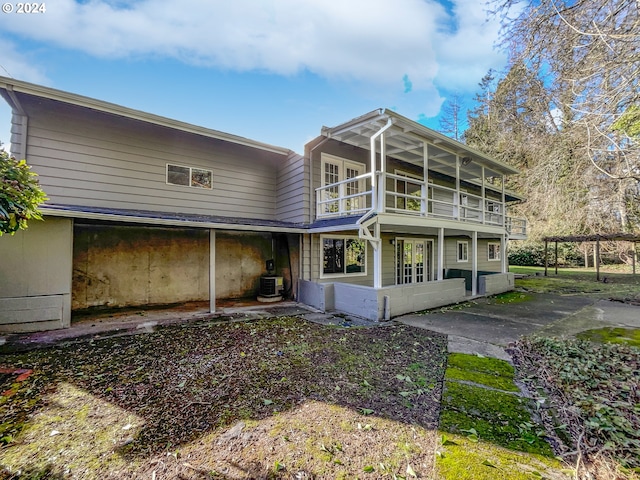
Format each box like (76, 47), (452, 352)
(0, 0), (508, 153)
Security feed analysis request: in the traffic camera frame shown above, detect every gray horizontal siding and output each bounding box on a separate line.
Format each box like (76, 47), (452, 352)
(21, 96), (286, 220)
(444, 237), (502, 272)
(276, 153), (310, 223)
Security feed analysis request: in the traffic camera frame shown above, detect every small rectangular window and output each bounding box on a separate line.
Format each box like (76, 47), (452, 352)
(167, 164), (212, 189)
(488, 242), (501, 261)
(457, 241), (468, 262)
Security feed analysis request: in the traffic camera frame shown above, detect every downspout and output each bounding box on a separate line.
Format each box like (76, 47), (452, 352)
(369, 118), (394, 213)
(3, 85), (28, 160)
(357, 117), (394, 245)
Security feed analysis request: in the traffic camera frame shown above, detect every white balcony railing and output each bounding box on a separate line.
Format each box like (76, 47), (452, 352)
(315, 172), (373, 217)
(506, 217), (527, 237)
(315, 172), (526, 235)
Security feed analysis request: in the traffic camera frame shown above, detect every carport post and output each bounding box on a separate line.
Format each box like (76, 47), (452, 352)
(544, 240), (548, 276)
(471, 231), (478, 296)
(633, 242), (637, 276)
(209, 229), (216, 313)
(596, 237), (601, 282)
(437, 227), (444, 280)
(555, 241), (558, 275)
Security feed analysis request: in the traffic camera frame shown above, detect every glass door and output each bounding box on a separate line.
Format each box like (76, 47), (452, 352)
(396, 239), (433, 284)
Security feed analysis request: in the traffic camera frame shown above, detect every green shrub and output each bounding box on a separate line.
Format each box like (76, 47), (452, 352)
(0, 148), (47, 235)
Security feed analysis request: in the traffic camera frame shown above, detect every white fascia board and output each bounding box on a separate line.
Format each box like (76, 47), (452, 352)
(376, 213), (507, 235)
(307, 224), (360, 234)
(0, 76), (291, 156)
(42, 208), (305, 234)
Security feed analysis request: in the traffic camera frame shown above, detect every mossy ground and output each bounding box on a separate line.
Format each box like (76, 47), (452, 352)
(445, 353), (519, 392)
(0, 317), (448, 479)
(577, 327), (640, 348)
(486, 291), (535, 305)
(436, 434), (570, 480)
(436, 353), (567, 479)
(510, 266), (640, 300)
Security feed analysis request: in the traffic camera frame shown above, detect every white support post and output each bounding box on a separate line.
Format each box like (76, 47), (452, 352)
(438, 227), (445, 281)
(481, 166), (486, 225)
(209, 229), (216, 313)
(472, 231), (478, 295)
(455, 156), (461, 221)
(374, 222), (383, 288)
(369, 118), (393, 214)
(501, 234), (508, 274)
(380, 133), (386, 213)
(370, 136), (377, 212)
(424, 142), (429, 216)
(501, 175), (506, 227)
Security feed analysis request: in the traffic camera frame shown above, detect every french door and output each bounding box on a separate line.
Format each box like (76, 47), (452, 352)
(321, 154), (365, 214)
(396, 239), (433, 284)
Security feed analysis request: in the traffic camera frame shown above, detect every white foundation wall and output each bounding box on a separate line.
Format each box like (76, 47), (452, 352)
(299, 278), (466, 321)
(478, 272), (515, 296)
(0, 217), (73, 332)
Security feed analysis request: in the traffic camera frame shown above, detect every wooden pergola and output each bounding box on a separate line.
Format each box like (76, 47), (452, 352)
(542, 233), (640, 281)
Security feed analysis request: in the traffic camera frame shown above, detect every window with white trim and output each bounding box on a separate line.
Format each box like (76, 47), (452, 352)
(167, 164), (212, 189)
(394, 169), (423, 212)
(320, 154), (365, 215)
(322, 236), (366, 276)
(488, 242), (501, 261)
(457, 241), (469, 262)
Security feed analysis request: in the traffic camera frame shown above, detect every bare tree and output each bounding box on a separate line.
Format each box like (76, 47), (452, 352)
(481, 0), (640, 234)
(439, 94), (466, 141)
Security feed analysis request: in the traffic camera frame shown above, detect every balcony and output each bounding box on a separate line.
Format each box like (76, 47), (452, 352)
(316, 171), (527, 236)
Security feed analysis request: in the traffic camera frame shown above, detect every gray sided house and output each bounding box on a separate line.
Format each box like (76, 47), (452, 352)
(0, 77), (527, 332)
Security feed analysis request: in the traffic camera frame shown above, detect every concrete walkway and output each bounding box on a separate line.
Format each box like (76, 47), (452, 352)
(397, 293), (640, 361)
(2, 292), (638, 358)
(0, 301), (382, 352)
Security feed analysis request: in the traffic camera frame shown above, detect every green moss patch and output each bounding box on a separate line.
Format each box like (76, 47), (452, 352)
(440, 382), (552, 456)
(487, 291), (535, 305)
(445, 353), (518, 392)
(577, 327), (640, 348)
(436, 434), (570, 480)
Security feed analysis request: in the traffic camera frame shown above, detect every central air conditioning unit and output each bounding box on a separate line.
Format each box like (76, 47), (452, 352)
(259, 276), (283, 297)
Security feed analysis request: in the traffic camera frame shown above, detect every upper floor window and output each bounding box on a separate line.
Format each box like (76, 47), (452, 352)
(320, 153), (365, 215)
(167, 164), (212, 189)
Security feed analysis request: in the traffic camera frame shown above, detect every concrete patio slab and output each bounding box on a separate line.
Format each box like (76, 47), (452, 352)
(396, 293), (640, 360)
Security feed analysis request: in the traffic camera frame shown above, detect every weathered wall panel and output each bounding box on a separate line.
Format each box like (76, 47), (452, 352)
(73, 224), (209, 310)
(215, 231), (273, 299)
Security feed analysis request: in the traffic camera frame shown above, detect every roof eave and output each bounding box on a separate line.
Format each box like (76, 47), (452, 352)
(0, 76), (292, 156)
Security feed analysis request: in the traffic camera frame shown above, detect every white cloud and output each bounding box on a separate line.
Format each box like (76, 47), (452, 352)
(1, 0), (505, 90)
(0, 38), (49, 83)
(0, 38), (50, 148)
(431, 0), (506, 92)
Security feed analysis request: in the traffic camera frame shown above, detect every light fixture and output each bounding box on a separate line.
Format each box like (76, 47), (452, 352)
(461, 156), (473, 166)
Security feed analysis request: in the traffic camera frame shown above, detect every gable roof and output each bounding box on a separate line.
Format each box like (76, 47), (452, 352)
(0, 76), (291, 156)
